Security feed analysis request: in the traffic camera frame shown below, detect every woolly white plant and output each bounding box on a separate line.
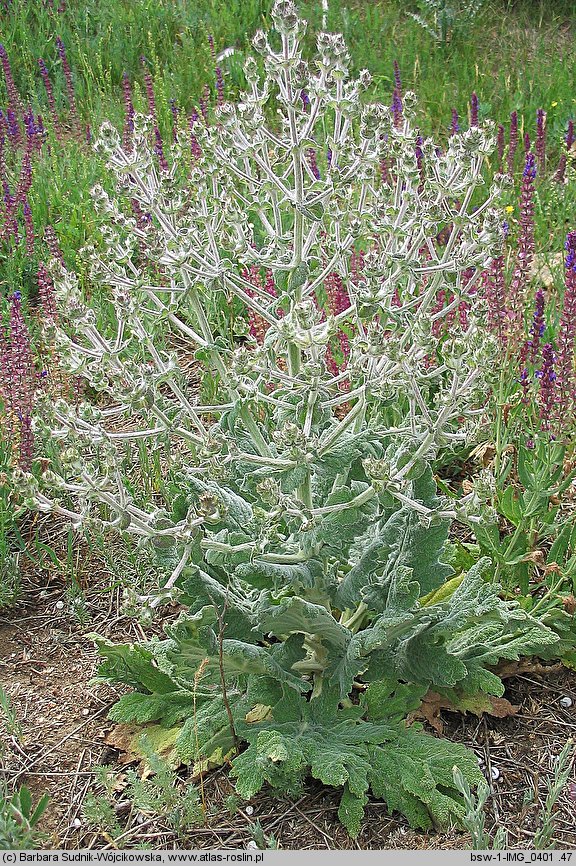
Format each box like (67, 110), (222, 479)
(11, 0), (559, 836)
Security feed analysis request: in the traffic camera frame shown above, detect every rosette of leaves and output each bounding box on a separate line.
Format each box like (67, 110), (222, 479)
(20, 0), (561, 838)
(93, 494), (557, 836)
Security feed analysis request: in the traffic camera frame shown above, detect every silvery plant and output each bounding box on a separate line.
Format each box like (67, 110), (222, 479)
(17, 1), (558, 836)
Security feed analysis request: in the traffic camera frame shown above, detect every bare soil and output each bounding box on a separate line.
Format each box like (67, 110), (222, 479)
(1, 563), (575, 851)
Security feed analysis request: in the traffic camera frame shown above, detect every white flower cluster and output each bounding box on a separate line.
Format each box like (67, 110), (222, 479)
(18, 0), (505, 605)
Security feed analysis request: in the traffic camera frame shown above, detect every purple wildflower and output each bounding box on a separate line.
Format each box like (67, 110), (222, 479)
(215, 67), (224, 107)
(37, 262), (57, 320)
(55, 37), (79, 135)
(393, 60), (402, 95)
(506, 153), (536, 346)
(189, 112), (202, 162)
(536, 343), (556, 430)
(141, 57), (158, 122)
(23, 106), (41, 152)
(449, 108), (459, 137)
(555, 232), (576, 416)
(38, 58), (58, 135)
(300, 90), (310, 110)
(0, 291), (37, 467)
(199, 84), (210, 124)
(555, 153), (567, 184)
(566, 120), (575, 152)
(526, 288), (545, 363)
(519, 367), (530, 404)
(391, 89), (403, 129)
(154, 126), (168, 172)
(23, 198), (34, 258)
(15, 151), (32, 203)
(524, 131), (531, 153)
(470, 92), (479, 127)
(482, 255), (507, 343)
(6, 107), (21, 146)
(306, 147), (320, 180)
(523, 151), (537, 181)
(0, 43), (20, 116)
(507, 110), (518, 176)
(207, 35), (224, 105)
(44, 224), (64, 265)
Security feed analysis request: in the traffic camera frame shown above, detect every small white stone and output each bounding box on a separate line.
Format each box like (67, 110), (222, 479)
(55, 601), (64, 610)
(245, 805), (254, 816)
(72, 818), (82, 828)
(247, 841), (258, 850)
(81, 708), (90, 717)
(559, 696), (573, 709)
(490, 766), (500, 781)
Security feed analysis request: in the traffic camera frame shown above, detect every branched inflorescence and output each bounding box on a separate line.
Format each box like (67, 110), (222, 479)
(19, 0), (504, 603)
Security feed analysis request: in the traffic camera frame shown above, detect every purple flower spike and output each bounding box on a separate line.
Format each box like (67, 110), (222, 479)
(38, 58), (59, 135)
(44, 224), (64, 265)
(482, 255), (507, 343)
(0, 43), (21, 117)
(23, 198), (34, 258)
(6, 107), (21, 145)
(391, 89), (403, 129)
(566, 120), (575, 152)
(470, 92), (479, 127)
(208, 35), (225, 106)
(450, 108), (459, 137)
(38, 262), (58, 321)
(519, 367), (530, 404)
(506, 153), (536, 346)
(0, 291), (37, 467)
(523, 151), (537, 181)
(393, 60), (402, 96)
(154, 126), (168, 172)
(526, 287), (545, 363)
(507, 110), (518, 176)
(306, 147), (320, 180)
(555, 153), (567, 185)
(537, 343), (556, 430)
(555, 232), (576, 418)
(189, 113), (202, 162)
(55, 37), (79, 135)
(199, 84), (210, 124)
(141, 56), (158, 122)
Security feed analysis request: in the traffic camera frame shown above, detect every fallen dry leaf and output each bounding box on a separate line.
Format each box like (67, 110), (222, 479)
(494, 659), (564, 679)
(410, 690), (518, 734)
